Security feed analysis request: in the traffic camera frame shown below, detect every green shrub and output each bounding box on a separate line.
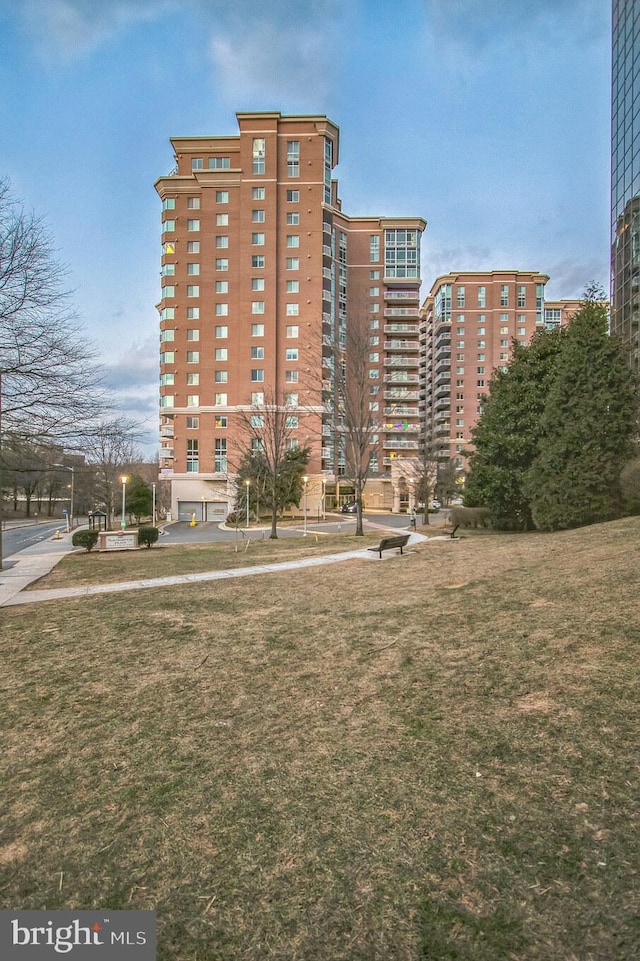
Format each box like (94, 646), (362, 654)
(449, 506), (491, 529)
(71, 529), (99, 552)
(137, 526), (159, 548)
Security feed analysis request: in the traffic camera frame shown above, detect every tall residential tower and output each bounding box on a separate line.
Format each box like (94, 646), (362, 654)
(155, 113), (426, 519)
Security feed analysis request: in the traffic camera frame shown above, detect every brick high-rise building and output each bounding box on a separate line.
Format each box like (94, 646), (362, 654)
(155, 112), (426, 520)
(420, 271), (549, 468)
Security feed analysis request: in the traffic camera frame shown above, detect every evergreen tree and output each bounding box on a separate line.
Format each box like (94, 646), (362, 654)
(464, 327), (565, 529)
(125, 474), (152, 524)
(526, 294), (638, 531)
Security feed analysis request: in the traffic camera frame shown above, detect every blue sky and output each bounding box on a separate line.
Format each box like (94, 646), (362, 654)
(0, 0), (611, 454)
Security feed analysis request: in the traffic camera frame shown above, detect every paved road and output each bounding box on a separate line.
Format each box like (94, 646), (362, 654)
(1, 520), (67, 559)
(159, 511), (423, 546)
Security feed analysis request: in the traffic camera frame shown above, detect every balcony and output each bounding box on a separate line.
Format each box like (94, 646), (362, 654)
(383, 406), (416, 416)
(383, 307), (420, 319)
(384, 372), (419, 384)
(384, 389), (419, 401)
(384, 340), (419, 351)
(384, 423), (420, 433)
(160, 425), (174, 438)
(384, 357), (420, 368)
(384, 323), (419, 335)
(322, 245), (332, 257)
(383, 439), (419, 450)
(384, 289), (420, 302)
(159, 447), (174, 459)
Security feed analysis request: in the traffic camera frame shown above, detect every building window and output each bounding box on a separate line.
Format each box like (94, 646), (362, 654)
(215, 304), (228, 316)
(251, 346), (265, 359)
(286, 235), (300, 248)
(457, 286), (465, 307)
(251, 278), (265, 291)
(187, 263), (200, 275)
(160, 395), (174, 408)
(161, 241), (175, 255)
(186, 351), (199, 363)
(285, 415), (298, 428)
(477, 366), (485, 374)
(252, 187), (266, 200)
(251, 391), (264, 405)
(287, 189), (299, 202)
(162, 198), (176, 211)
(187, 197), (200, 209)
(216, 259), (228, 271)
(186, 373), (199, 386)
(251, 324), (265, 336)
(252, 233), (265, 246)
(370, 270), (380, 280)
(252, 138), (265, 175)
(384, 228), (419, 278)
(216, 236), (229, 248)
(215, 348), (228, 361)
(286, 212), (299, 225)
(215, 438), (227, 472)
(285, 392), (298, 406)
(216, 281), (228, 294)
(251, 414), (264, 428)
(160, 329), (175, 342)
(370, 235), (380, 262)
(215, 415), (227, 428)
(161, 286), (175, 298)
(286, 280), (299, 293)
(186, 395), (199, 407)
(160, 308), (174, 320)
(215, 325), (228, 338)
(252, 255), (265, 268)
(287, 141), (300, 177)
(251, 369), (264, 382)
(252, 301), (265, 314)
(186, 439), (199, 472)
(285, 348), (298, 361)
(215, 370), (228, 383)
(191, 158), (203, 170)
(186, 416), (199, 429)
(187, 285), (199, 298)
(187, 219), (200, 231)
(160, 373), (174, 386)
(285, 370), (298, 382)
(286, 325), (299, 337)
(159, 351), (174, 364)
(477, 286), (486, 308)
(477, 380), (485, 387)
(214, 393), (227, 405)
(209, 157), (230, 169)
(161, 220), (175, 234)
(517, 285), (526, 307)
(216, 213), (229, 227)
(252, 209), (265, 222)
(216, 190), (229, 203)
(500, 284), (509, 306)
(286, 303), (299, 315)
(286, 257), (299, 269)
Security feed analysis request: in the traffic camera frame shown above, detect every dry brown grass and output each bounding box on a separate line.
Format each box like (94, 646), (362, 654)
(1, 517), (639, 960)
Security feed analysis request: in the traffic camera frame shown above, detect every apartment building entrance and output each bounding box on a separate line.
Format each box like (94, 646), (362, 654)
(177, 500), (228, 522)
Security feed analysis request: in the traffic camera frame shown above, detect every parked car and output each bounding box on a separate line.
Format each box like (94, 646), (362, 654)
(431, 499), (442, 510)
(340, 501), (358, 513)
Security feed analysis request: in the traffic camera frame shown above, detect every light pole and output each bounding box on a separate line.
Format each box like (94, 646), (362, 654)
(245, 478), (250, 528)
(119, 475), (128, 530)
(321, 478), (326, 520)
(53, 464), (75, 532)
(303, 475), (309, 536)
(152, 483), (156, 526)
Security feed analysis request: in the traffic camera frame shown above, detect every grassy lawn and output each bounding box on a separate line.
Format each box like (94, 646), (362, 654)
(1, 517), (638, 960)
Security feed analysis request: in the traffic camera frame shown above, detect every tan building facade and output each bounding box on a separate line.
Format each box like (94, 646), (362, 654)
(155, 112), (426, 519)
(420, 271), (550, 468)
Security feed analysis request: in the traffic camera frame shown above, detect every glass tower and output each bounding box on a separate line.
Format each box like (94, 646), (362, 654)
(611, 0), (640, 368)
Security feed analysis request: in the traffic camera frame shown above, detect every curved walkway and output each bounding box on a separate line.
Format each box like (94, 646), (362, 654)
(0, 529), (429, 609)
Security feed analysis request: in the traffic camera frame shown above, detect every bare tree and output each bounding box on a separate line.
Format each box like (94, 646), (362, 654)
(237, 390), (309, 539)
(83, 419), (143, 529)
(0, 177), (106, 562)
(333, 312), (381, 536)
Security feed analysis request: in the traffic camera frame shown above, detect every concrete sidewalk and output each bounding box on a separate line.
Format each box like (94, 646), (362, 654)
(0, 531), (77, 607)
(0, 530), (429, 609)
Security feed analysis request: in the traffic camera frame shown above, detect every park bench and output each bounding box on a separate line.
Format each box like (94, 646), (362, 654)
(367, 533), (411, 559)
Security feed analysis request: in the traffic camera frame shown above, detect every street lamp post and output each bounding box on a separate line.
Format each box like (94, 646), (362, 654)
(303, 475), (309, 536)
(152, 483), (156, 526)
(245, 478), (250, 528)
(119, 475), (128, 530)
(53, 464), (75, 532)
(321, 478), (326, 520)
